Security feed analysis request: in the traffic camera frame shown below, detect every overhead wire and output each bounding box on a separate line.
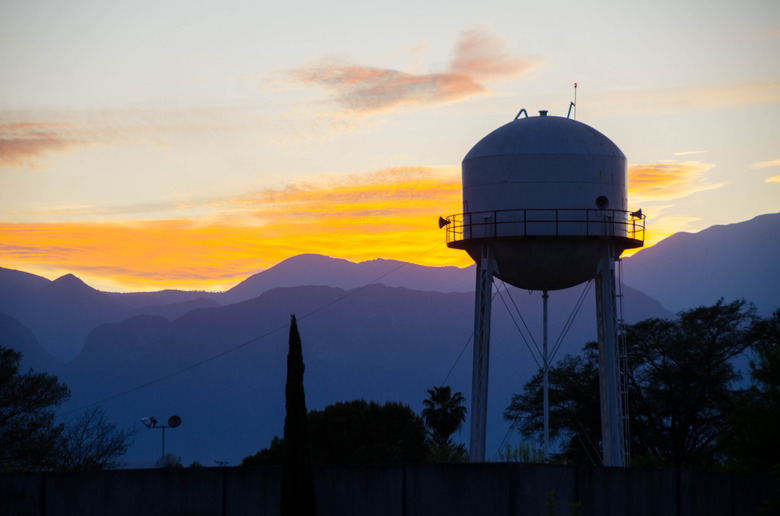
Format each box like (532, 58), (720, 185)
(501, 283), (540, 353)
(492, 279), (593, 461)
(62, 241), (448, 417)
(495, 281), (542, 370)
(548, 280), (592, 363)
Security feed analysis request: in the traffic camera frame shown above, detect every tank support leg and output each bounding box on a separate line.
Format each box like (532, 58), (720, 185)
(543, 290), (550, 463)
(469, 245), (494, 462)
(595, 249), (625, 467)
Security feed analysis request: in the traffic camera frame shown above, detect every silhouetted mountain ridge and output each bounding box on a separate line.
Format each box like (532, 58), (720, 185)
(623, 212), (779, 315)
(222, 254), (474, 304)
(57, 282), (667, 466)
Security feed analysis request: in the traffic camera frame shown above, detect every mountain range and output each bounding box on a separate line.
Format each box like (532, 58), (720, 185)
(0, 212), (777, 466)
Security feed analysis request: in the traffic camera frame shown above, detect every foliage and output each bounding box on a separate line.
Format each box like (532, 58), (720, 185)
(545, 491), (555, 516)
(281, 314), (315, 516)
(243, 400), (429, 465)
(243, 436), (285, 466)
(496, 441), (544, 463)
(724, 309), (780, 472)
(421, 385), (467, 447)
(155, 453), (182, 468)
(626, 299), (754, 468)
(427, 440), (468, 463)
(504, 349), (602, 465)
(59, 407), (137, 471)
(1, 345), (135, 472)
(505, 299), (758, 468)
(0, 345), (70, 471)
(309, 400), (428, 463)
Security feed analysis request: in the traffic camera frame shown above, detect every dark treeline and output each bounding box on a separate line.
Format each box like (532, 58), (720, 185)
(0, 346), (135, 472)
(3, 299), (777, 474)
(504, 299), (779, 472)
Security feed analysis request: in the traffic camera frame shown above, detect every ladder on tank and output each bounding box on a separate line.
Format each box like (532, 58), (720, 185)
(615, 258), (631, 466)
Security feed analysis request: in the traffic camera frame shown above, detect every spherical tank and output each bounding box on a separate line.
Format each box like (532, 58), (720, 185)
(452, 111), (639, 291)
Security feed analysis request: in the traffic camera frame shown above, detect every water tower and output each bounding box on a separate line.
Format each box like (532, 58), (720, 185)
(443, 109), (645, 465)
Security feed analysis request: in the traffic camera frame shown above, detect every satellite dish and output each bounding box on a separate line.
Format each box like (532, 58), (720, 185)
(167, 415), (182, 428)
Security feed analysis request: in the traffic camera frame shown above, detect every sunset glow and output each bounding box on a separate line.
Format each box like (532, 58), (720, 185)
(1, 1), (778, 292)
(1, 167), (468, 291)
(1, 160), (734, 291)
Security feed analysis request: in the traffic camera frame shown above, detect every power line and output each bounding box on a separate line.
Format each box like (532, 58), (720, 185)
(549, 280), (592, 363)
(62, 243), (447, 416)
(501, 284), (540, 354)
(495, 282), (542, 370)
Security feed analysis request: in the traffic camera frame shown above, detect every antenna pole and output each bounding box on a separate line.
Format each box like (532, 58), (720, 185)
(574, 83), (577, 119)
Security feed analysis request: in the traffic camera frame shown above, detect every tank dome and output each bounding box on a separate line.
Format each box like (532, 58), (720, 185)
(447, 112), (642, 291)
(462, 113), (627, 215)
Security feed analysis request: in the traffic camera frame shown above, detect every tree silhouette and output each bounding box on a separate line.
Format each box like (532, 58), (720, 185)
(281, 315), (316, 516)
(0, 345), (69, 471)
(422, 385), (467, 461)
(59, 407), (136, 471)
(504, 299), (757, 468)
(242, 400), (428, 466)
(724, 309), (780, 473)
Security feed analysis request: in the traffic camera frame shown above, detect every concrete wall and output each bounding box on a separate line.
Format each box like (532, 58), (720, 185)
(1, 463), (772, 516)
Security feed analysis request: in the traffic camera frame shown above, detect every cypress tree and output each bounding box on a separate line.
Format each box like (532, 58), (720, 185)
(280, 314), (316, 515)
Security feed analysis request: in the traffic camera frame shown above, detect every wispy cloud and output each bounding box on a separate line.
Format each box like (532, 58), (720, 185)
(0, 122), (83, 168)
(284, 28), (536, 115)
(591, 81), (780, 116)
(0, 108), (266, 169)
(751, 159), (780, 183)
(673, 150), (708, 156)
(752, 158), (780, 169)
(623, 161), (729, 256)
(627, 161), (724, 202)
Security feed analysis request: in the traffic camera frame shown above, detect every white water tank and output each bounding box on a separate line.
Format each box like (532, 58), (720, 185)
(447, 110), (643, 290)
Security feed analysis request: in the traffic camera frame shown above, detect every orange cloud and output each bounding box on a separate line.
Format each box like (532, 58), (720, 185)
(766, 175), (780, 183)
(0, 167), (470, 291)
(752, 158), (780, 169)
(285, 28), (535, 115)
(627, 161), (723, 202)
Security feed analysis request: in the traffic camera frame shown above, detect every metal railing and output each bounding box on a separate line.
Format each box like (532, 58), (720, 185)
(445, 208), (645, 248)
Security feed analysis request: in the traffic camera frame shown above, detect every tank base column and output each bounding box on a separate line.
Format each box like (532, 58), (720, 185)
(595, 246), (625, 467)
(469, 244), (494, 462)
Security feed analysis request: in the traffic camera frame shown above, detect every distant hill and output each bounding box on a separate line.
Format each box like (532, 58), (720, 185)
(2, 212), (777, 362)
(222, 254), (474, 304)
(0, 272), (134, 361)
(0, 271), (223, 361)
(0, 312), (62, 373)
(623, 212), (780, 316)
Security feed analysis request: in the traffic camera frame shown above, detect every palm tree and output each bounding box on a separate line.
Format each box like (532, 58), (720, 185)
(422, 386), (467, 448)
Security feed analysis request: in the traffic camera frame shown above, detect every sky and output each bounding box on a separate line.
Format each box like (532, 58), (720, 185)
(1, 0), (778, 292)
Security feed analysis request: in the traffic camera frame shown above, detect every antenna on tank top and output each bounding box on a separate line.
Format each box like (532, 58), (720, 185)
(568, 82), (578, 119)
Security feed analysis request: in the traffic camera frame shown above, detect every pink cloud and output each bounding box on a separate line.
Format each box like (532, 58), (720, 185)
(0, 122), (80, 168)
(286, 28), (535, 115)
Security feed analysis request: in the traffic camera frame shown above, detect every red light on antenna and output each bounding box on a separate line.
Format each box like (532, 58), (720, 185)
(574, 83), (578, 87)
